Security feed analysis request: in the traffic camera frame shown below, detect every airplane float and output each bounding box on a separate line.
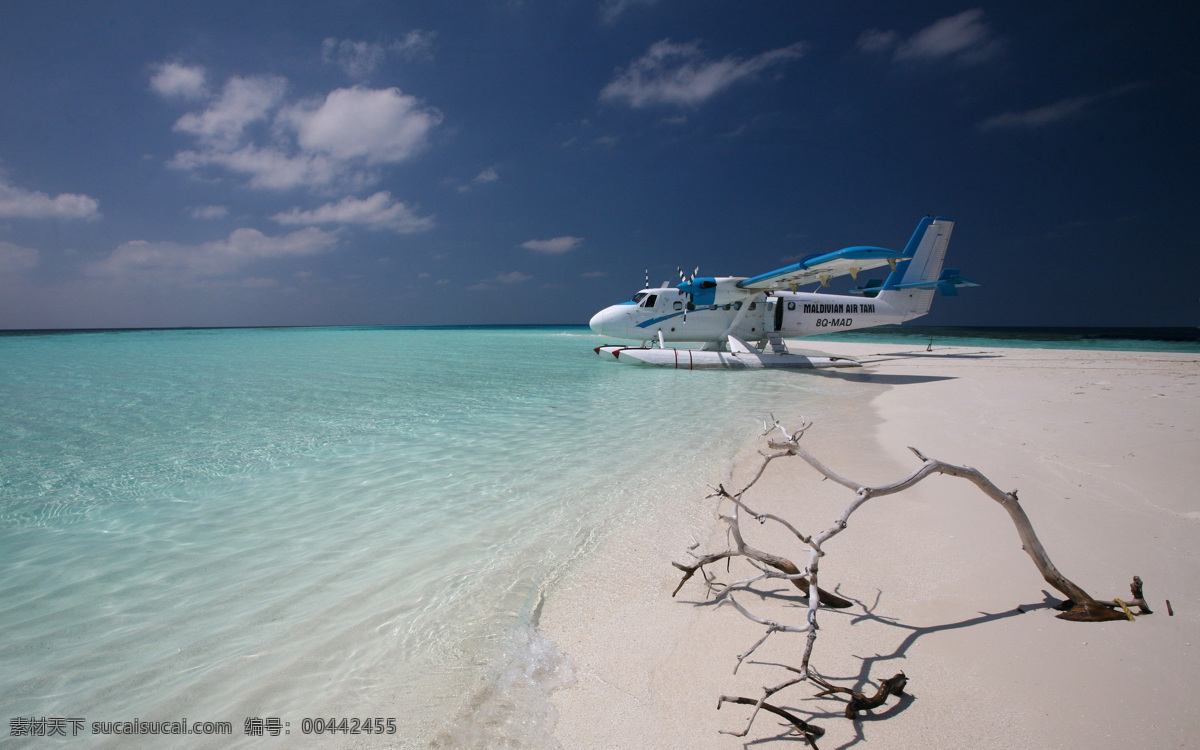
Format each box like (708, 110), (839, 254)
(588, 216), (976, 369)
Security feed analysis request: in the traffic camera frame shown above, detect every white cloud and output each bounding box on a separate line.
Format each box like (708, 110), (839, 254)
(322, 39), (388, 79)
(90, 227), (339, 281)
(322, 33), (435, 78)
(978, 96), (1093, 131)
(0, 179), (100, 220)
(150, 62), (208, 99)
(391, 30), (435, 61)
(169, 144), (344, 190)
(190, 204), (228, 220)
(272, 191), (434, 234)
(897, 9), (999, 63)
(978, 86), (1141, 132)
(863, 9), (1001, 65)
(0, 241), (38, 273)
(522, 236), (583, 254)
(174, 75), (288, 150)
(157, 60), (443, 191)
(472, 167), (499, 186)
(457, 167), (500, 193)
(494, 271), (531, 283)
(600, 0), (657, 25)
(468, 271), (532, 290)
(284, 86), (442, 164)
(601, 39), (805, 108)
(855, 29), (898, 54)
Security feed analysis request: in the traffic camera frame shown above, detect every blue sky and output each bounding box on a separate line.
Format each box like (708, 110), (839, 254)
(0, 1), (1196, 329)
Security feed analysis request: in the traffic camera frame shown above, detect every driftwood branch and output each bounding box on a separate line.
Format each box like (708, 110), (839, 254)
(718, 696), (824, 746)
(674, 419), (1149, 742)
(810, 671), (908, 720)
(673, 490), (853, 608)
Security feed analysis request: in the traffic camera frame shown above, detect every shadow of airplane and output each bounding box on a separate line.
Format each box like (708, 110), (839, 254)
(858, 351), (1004, 361)
(818, 373), (957, 385)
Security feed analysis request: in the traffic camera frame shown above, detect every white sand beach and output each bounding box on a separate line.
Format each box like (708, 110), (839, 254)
(541, 344), (1200, 749)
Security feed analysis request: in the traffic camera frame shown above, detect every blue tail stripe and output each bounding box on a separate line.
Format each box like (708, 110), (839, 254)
(881, 216), (934, 290)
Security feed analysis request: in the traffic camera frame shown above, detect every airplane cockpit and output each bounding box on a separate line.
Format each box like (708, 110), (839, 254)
(631, 291), (673, 307)
(629, 289), (765, 313)
(631, 292), (694, 312)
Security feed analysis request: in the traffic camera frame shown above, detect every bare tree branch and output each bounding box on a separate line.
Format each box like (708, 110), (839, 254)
(674, 421), (1149, 742)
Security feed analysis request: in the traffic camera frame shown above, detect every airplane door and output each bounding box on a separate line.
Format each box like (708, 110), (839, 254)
(771, 298), (784, 331)
(781, 299), (801, 335)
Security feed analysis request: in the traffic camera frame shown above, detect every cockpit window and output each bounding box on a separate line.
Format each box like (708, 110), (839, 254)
(642, 294), (658, 308)
(632, 292), (648, 303)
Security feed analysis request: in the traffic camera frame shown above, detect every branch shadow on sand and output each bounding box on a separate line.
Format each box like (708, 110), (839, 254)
(726, 588), (1063, 749)
(813, 588), (1061, 749)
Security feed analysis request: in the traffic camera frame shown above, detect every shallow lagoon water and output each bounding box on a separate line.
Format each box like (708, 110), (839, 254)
(0, 326), (848, 747)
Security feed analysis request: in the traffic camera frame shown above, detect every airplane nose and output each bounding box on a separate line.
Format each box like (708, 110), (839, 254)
(588, 308), (608, 335)
(589, 305), (622, 336)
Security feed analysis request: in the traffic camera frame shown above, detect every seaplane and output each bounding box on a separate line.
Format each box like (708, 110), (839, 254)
(589, 216), (976, 369)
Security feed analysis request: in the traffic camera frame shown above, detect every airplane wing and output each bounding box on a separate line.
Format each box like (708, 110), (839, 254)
(735, 246), (904, 291)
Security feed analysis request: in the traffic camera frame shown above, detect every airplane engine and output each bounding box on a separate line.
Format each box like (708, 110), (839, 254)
(676, 276), (754, 308)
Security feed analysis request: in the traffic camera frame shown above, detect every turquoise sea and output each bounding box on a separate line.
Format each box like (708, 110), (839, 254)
(0, 325), (1192, 748)
(0, 326), (869, 749)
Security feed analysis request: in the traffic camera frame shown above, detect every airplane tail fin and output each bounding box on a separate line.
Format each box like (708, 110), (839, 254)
(877, 216), (955, 319)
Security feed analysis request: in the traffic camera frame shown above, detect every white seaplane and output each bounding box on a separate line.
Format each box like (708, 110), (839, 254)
(589, 216), (976, 369)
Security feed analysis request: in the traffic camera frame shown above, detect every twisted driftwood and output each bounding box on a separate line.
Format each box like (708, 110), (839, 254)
(810, 671), (908, 720)
(674, 418), (1150, 743)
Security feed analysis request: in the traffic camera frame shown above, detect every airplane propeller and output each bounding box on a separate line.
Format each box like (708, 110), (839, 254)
(676, 266), (700, 321)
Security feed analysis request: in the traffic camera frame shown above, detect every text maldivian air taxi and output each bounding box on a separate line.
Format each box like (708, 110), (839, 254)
(588, 216), (976, 369)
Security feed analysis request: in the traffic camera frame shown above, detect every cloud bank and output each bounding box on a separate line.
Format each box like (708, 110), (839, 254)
(91, 227), (339, 282)
(156, 64), (442, 191)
